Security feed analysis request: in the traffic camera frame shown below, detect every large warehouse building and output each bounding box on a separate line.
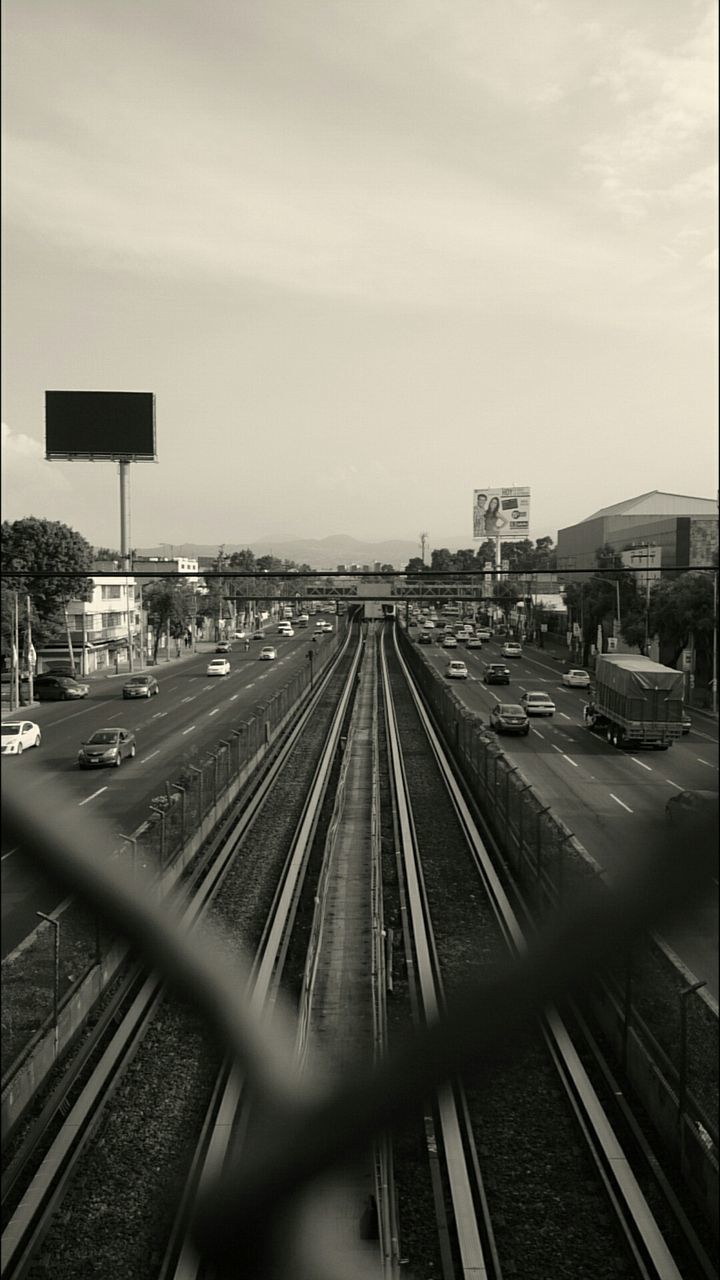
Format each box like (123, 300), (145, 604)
(556, 491), (717, 579)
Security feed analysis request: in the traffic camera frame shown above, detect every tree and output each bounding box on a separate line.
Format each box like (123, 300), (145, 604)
(649, 573), (715, 672)
(2, 518), (94, 664)
(144, 581), (196, 661)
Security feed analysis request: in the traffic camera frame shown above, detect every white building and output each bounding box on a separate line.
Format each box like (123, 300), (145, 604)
(37, 561), (140, 675)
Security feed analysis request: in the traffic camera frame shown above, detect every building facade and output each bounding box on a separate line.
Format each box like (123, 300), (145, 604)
(37, 561), (140, 675)
(556, 492), (717, 579)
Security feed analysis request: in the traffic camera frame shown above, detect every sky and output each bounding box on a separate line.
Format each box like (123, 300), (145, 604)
(1, 0), (717, 554)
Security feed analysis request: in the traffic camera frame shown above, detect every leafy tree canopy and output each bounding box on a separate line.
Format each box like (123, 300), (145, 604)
(2, 518), (94, 621)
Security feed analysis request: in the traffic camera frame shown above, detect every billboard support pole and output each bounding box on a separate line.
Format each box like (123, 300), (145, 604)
(119, 460), (134, 673)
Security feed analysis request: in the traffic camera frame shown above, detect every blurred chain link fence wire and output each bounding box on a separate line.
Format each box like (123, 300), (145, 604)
(1, 630), (342, 1087)
(1, 623), (717, 1277)
(398, 632), (719, 1149)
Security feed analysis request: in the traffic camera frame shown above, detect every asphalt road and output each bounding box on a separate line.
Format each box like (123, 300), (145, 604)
(1, 630), (334, 957)
(416, 630), (719, 1001)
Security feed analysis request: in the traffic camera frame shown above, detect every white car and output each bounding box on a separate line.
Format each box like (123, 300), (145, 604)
(446, 660), (468, 680)
(2, 720), (42, 755)
(442, 635), (458, 648)
(259, 646), (277, 660)
(562, 669), (591, 688)
(520, 691), (556, 716)
(476, 627), (492, 641)
(465, 636), (483, 649)
(207, 658), (230, 676)
(502, 642), (523, 658)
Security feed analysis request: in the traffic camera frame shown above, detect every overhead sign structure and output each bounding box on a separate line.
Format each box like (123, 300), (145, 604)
(45, 391), (156, 460)
(472, 487), (530, 540)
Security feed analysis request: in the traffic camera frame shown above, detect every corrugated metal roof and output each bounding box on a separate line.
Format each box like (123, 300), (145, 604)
(582, 491), (717, 522)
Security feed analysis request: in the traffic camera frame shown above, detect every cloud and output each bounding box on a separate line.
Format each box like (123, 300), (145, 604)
(1, 422), (71, 520)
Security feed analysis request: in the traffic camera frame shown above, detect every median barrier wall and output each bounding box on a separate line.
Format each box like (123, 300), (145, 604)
(1, 626), (346, 1137)
(398, 626), (718, 1233)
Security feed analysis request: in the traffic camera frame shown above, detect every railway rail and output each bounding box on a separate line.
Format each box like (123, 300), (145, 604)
(1, 620), (715, 1280)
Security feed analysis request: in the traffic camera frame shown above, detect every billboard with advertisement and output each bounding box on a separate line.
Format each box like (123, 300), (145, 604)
(45, 391), (156, 460)
(472, 487), (530, 540)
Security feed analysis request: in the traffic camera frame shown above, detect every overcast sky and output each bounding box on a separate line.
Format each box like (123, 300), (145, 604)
(2, 0), (717, 552)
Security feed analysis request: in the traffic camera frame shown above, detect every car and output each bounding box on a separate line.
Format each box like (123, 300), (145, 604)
(279, 626), (295, 637)
(251, 631), (265, 641)
(489, 704), (530, 735)
(259, 646), (277, 660)
(78, 727), (136, 769)
(483, 663), (511, 685)
(277, 622), (292, 634)
(232, 629), (247, 640)
(215, 641), (232, 653)
(422, 619), (436, 629)
(520, 691), (556, 716)
(562, 669), (591, 688)
(34, 673), (90, 701)
(446, 660), (469, 680)
(476, 627), (492, 641)
(418, 632), (433, 645)
(665, 789), (717, 826)
(1, 721), (42, 755)
(502, 642), (523, 658)
(442, 635), (458, 648)
(465, 636), (483, 649)
(207, 658), (231, 676)
(321, 622), (334, 633)
(122, 674), (160, 699)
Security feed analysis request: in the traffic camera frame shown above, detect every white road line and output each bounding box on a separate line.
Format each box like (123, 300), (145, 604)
(208, 708), (219, 716)
(551, 743), (563, 754)
(181, 696), (196, 704)
(559, 712), (571, 720)
(152, 711), (168, 719)
(696, 757), (714, 767)
(1, 847), (19, 863)
(230, 694), (238, 701)
(531, 728), (544, 738)
(182, 725), (196, 735)
(665, 779), (684, 789)
(203, 684), (214, 690)
(78, 786), (108, 807)
(141, 750), (160, 763)
(562, 754), (578, 767)
(610, 793), (633, 813)
(630, 757), (653, 772)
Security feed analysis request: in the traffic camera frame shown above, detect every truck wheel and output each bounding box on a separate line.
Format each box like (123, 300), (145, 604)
(606, 726), (614, 744)
(612, 727), (623, 748)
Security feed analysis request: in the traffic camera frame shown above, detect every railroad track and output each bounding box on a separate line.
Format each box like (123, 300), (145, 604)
(1, 620), (715, 1280)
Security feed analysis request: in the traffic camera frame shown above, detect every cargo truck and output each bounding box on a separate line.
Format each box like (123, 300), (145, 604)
(585, 654), (684, 749)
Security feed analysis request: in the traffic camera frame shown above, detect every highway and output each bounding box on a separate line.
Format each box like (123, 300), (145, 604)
(1, 629), (331, 957)
(416, 628), (719, 1001)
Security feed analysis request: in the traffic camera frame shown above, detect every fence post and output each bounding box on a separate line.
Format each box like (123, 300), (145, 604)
(535, 806), (551, 900)
(36, 911), (60, 1055)
(150, 805), (166, 869)
(505, 766), (518, 855)
(119, 833), (138, 882)
(189, 764), (203, 820)
(172, 784), (186, 843)
(219, 741), (231, 791)
(677, 980), (706, 1144)
(208, 752), (219, 803)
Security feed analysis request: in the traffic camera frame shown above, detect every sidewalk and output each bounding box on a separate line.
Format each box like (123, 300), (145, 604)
(1, 641), (213, 718)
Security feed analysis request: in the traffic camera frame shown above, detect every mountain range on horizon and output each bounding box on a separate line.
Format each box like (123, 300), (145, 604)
(133, 533), (479, 569)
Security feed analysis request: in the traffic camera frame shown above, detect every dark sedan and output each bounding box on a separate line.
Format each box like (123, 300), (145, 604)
(489, 704), (529, 735)
(122, 674), (160, 699)
(483, 663), (511, 686)
(418, 632), (433, 645)
(78, 727), (136, 768)
(34, 673), (90, 701)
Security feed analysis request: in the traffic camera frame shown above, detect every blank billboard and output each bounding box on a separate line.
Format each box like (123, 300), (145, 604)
(45, 391), (156, 460)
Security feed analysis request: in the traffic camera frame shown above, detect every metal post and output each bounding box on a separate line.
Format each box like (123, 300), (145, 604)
(677, 980), (706, 1142)
(26, 595), (34, 705)
(172, 784), (186, 840)
(119, 834), (138, 881)
(219, 741), (231, 791)
(12, 592), (20, 711)
(150, 805), (166, 868)
(189, 765), (203, 821)
(37, 912), (60, 1052)
(712, 572), (718, 715)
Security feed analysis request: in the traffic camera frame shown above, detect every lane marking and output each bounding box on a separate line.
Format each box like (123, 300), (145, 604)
(696, 757), (714, 767)
(181, 696), (196, 704)
(630, 757), (653, 772)
(152, 711), (168, 719)
(531, 728), (544, 738)
(610, 793), (633, 813)
(208, 708), (219, 716)
(78, 786), (108, 807)
(559, 712), (571, 720)
(551, 744), (563, 754)
(182, 725), (196, 735)
(665, 779), (684, 789)
(1, 847), (19, 863)
(230, 694), (239, 701)
(551, 743), (578, 767)
(140, 749), (160, 763)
